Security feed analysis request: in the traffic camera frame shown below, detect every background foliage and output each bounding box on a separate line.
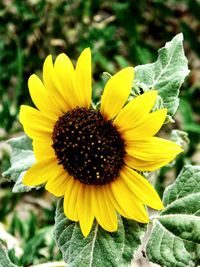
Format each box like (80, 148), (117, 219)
(0, 0), (200, 266)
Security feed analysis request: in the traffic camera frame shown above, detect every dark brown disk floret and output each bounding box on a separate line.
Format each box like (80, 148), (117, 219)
(52, 107), (126, 185)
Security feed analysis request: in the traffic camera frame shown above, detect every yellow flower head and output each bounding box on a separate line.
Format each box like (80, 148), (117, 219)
(20, 48), (183, 237)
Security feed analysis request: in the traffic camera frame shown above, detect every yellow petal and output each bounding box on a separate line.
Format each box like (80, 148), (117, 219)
(43, 55), (69, 113)
(54, 53), (80, 109)
(125, 155), (167, 172)
(32, 140), (55, 161)
(100, 67), (134, 120)
(23, 157), (60, 186)
(45, 171), (70, 197)
(120, 166), (164, 210)
(114, 90), (157, 132)
(75, 48), (92, 108)
(123, 109), (167, 140)
(28, 74), (62, 119)
(64, 178), (79, 222)
(110, 177), (149, 223)
(19, 105), (55, 140)
(105, 184), (132, 219)
(125, 137), (183, 171)
(77, 184), (94, 237)
(92, 186), (117, 232)
(102, 186), (118, 231)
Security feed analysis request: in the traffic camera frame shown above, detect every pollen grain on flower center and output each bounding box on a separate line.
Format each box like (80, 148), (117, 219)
(52, 107), (126, 185)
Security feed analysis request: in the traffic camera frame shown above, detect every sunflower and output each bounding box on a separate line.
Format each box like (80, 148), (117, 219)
(20, 48), (182, 237)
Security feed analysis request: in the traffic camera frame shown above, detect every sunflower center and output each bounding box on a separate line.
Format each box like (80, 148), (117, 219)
(52, 107), (126, 185)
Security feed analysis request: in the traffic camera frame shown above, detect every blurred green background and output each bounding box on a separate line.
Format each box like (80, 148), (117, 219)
(0, 0), (200, 265)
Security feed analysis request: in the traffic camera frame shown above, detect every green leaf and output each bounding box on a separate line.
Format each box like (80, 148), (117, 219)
(54, 198), (146, 267)
(0, 243), (17, 267)
(184, 241), (200, 265)
(179, 98), (200, 134)
(2, 135), (36, 193)
(147, 165), (200, 267)
(134, 33), (189, 117)
(147, 222), (192, 267)
(22, 226), (52, 266)
(170, 129), (189, 150)
(163, 165), (200, 206)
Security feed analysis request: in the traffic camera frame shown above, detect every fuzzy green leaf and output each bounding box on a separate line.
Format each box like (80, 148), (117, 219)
(54, 198), (146, 267)
(170, 129), (189, 150)
(0, 243), (17, 267)
(147, 222), (193, 267)
(135, 33), (189, 117)
(147, 165), (200, 267)
(2, 135), (36, 192)
(163, 165), (200, 206)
